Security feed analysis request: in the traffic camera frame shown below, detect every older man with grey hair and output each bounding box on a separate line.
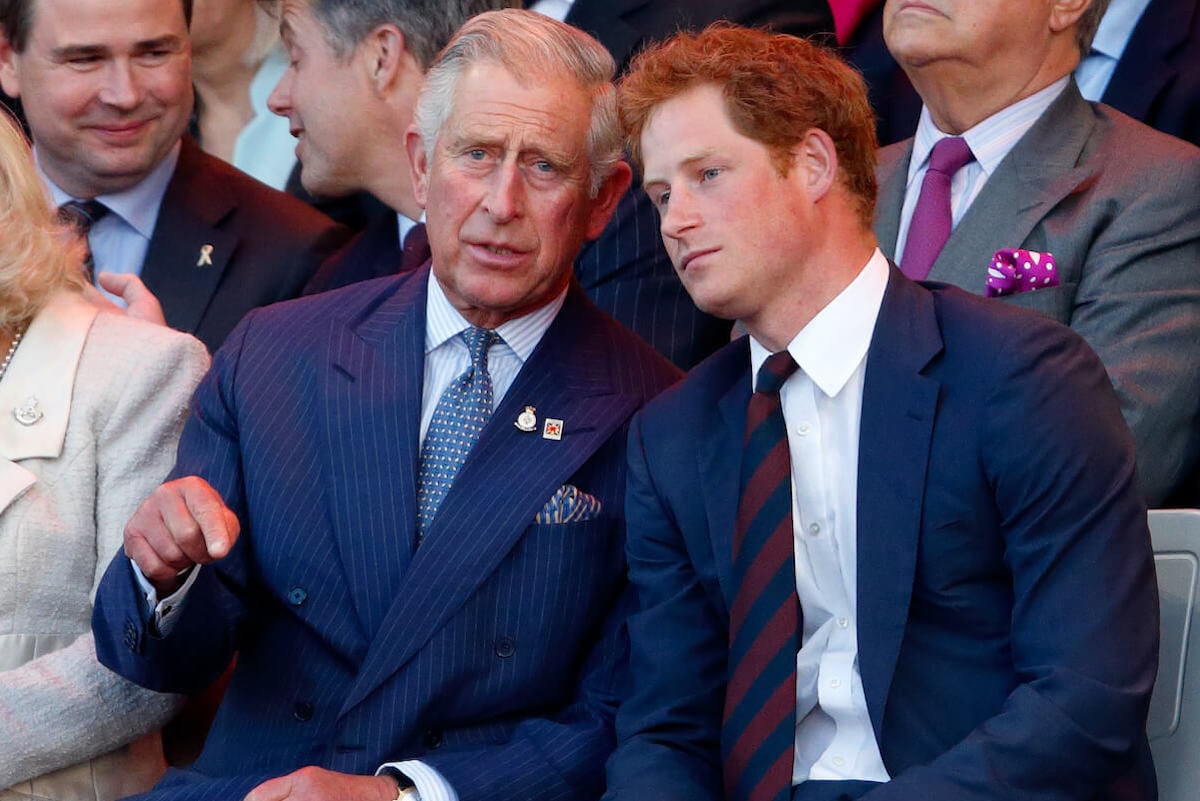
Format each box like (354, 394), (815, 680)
(274, 0), (517, 294)
(91, 9), (680, 801)
(873, 0), (1200, 506)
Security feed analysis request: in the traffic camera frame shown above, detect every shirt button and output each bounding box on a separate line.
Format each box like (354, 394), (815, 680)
(797, 423), (811, 436)
(832, 756), (846, 768)
(838, 617), (849, 629)
(809, 522), (821, 536)
(830, 678), (842, 688)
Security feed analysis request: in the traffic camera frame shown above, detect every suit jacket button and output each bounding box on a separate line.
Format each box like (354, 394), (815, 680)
(123, 621), (139, 652)
(287, 587), (308, 606)
(423, 729), (443, 749)
(494, 636), (516, 658)
(293, 701), (315, 722)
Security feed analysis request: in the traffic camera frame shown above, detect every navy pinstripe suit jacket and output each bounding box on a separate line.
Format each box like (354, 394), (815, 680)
(92, 269), (681, 801)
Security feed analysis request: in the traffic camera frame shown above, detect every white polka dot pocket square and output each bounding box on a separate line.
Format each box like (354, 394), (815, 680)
(986, 248), (1059, 297)
(534, 484), (602, 524)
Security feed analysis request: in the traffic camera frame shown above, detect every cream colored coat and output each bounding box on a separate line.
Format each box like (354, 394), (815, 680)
(0, 291), (209, 800)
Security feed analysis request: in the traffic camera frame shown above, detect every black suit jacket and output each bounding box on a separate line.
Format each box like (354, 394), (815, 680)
(141, 138), (348, 352)
(303, 209), (403, 295)
(567, 0), (836, 369)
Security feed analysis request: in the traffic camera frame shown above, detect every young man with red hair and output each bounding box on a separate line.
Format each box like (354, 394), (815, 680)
(604, 25), (1157, 801)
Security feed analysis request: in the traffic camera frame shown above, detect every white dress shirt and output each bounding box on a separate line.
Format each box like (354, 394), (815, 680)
(748, 249), (891, 784)
(1074, 0), (1154, 102)
(893, 76), (1069, 263)
(135, 271), (566, 801)
(38, 141), (180, 305)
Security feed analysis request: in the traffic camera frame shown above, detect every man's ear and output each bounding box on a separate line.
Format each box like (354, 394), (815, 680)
(1049, 0), (1092, 35)
(360, 23), (413, 95)
(405, 124), (430, 210)
(0, 29), (21, 99)
(583, 159), (633, 241)
(792, 127), (838, 204)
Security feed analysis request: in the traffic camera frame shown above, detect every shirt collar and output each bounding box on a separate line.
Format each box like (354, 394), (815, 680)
(37, 139), (180, 240)
(909, 75), (1070, 183)
(749, 248), (890, 398)
(425, 271), (567, 363)
(1091, 0), (1153, 60)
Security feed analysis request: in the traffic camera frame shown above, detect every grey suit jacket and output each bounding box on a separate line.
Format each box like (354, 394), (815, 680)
(875, 82), (1200, 506)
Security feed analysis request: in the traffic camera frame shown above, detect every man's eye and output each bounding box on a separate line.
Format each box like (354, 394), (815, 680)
(67, 55), (102, 66)
(655, 190), (670, 209)
(467, 149), (487, 160)
(533, 160), (555, 173)
(700, 167), (721, 182)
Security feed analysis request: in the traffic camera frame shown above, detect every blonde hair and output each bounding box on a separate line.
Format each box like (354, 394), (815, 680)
(0, 110), (87, 330)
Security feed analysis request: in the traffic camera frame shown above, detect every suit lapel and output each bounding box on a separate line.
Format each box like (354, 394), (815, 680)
(141, 138), (238, 337)
(320, 271), (426, 642)
(698, 341), (752, 607)
(855, 268), (942, 738)
(873, 142), (911, 261)
(1101, 0), (1193, 122)
(927, 84), (1099, 290)
(340, 285), (641, 714)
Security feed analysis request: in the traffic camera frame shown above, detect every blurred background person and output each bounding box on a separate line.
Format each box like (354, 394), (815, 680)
(0, 111), (210, 801)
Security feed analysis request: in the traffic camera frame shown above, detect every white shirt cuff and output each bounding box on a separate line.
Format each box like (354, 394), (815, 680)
(376, 760), (458, 801)
(130, 560), (201, 634)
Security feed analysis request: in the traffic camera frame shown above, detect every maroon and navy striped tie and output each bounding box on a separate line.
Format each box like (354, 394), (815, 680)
(723, 350), (800, 801)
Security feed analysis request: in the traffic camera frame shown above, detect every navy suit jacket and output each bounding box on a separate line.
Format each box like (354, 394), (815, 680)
(92, 270), (680, 801)
(303, 209), (404, 295)
(141, 138), (348, 352)
(605, 268), (1158, 801)
(1101, 0), (1200, 147)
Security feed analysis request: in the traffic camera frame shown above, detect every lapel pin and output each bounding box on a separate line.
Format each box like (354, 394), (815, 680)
(13, 396), (43, 426)
(197, 243), (214, 267)
(542, 418), (564, 441)
(515, 405), (537, 432)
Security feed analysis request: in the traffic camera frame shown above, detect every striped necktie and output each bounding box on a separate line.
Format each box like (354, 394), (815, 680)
(724, 350), (801, 801)
(58, 199), (109, 283)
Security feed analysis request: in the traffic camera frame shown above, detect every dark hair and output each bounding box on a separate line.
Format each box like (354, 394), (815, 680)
(309, 0), (516, 69)
(620, 24), (878, 227)
(0, 0), (194, 51)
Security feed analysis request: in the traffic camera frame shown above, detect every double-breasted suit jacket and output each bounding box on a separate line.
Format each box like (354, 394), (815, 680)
(93, 268), (680, 801)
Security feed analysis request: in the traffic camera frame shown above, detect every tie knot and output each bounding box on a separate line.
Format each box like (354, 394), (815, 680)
(461, 327), (499, 369)
(928, 136), (974, 176)
(755, 350), (798, 394)
(58, 199), (109, 231)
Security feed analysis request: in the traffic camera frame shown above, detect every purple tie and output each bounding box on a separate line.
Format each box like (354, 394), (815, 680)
(899, 136), (974, 280)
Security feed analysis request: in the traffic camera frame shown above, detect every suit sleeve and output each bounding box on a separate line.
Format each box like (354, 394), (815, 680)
(602, 412), (726, 801)
(93, 317), (259, 695)
(1064, 144), (1200, 505)
(861, 321), (1158, 800)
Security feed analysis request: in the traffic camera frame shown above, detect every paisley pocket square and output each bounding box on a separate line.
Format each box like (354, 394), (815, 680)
(986, 248), (1059, 297)
(535, 484), (602, 524)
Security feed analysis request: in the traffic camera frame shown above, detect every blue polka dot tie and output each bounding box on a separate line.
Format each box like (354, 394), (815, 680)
(416, 327), (500, 543)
